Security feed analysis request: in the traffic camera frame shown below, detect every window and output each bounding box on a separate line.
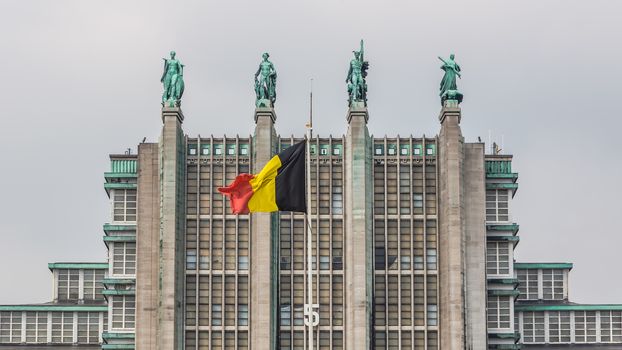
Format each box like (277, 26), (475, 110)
(374, 145), (383, 155)
(427, 304), (438, 326)
(486, 241), (510, 276)
(112, 242), (136, 276)
(112, 296), (135, 330)
(548, 311), (571, 343)
(425, 144), (435, 155)
(201, 144), (210, 155)
(186, 249), (196, 270)
(113, 189), (137, 222)
(188, 144), (197, 155)
(57, 269), (80, 301)
(211, 304), (222, 326)
(280, 304), (291, 326)
(517, 269), (539, 300)
(426, 248), (437, 270)
(83, 269), (105, 301)
(51, 311), (73, 343)
(575, 311), (597, 343)
(413, 194), (423, 208)
(214, 145), (222, 155)
(388, 145), (396, 155)
(600, 310), (622, 342)
(486, 189), (509, 222)
(487, 296), (511, 330)
(413, 146), (422, 155)
(239, 145), (249, 155)
(0, 311), (23, 343)
(320, 147), (328, 155)
(77, 312), (100, 344)
(542, 269), (564, 300)
(522, 311), (545, 343)
(332, 146), (341, 155)
(238, 305), (248, 326)
(238, 256), (248, 270)
(400, 146), (409, 156)
(226, 145), (236, 155)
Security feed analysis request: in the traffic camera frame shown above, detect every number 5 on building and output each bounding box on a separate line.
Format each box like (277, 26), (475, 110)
(303, 304), (319, 326)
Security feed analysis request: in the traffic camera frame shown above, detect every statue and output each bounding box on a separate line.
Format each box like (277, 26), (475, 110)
(254, 52), (277, 107)
(161, 51), (185, 107)
(346, 40), (369, 107)
(438, 54), (463, 104)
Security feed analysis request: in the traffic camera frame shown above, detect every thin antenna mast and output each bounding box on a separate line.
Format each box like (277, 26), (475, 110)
(304, 78), (318, 350)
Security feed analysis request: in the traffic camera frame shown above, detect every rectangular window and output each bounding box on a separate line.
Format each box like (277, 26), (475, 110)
(600, 310), (622, 342)
(487, 296), (511, 330)
(374, 145), (384, 155)
(517, 269), (539, 300)
(188, 144), (197, 155)
(486, 241), (510, 276)
(112, 242), (136, 276)
(239, 144), (249, 155)
(425, 144), (435, 155)
(575, 311), (597, 343)
(332, 146), (342, 155)
(320, 147), (328, 155)
(77, 312), (100, 344)
(486, 189), (509, 222)
(212, 304), (222, 326)
(214, 145), (222, 155)
(238, 256), (248, 270)
(413, 145), (422, 155)
(83, 269), (105, 301)
(413, 194), (423, 208)
(542, 269), (565, 300)
(427, 304), (437, 326)
(238, 305), (248, 326)
(113, 189), (137, 222)
(548, 311), (571, 343)
(111, 296), (135, 330)
(57, 269), (80, 301)
(400, 145), (409, 155)
(201, 144), (210, 155)
(522, 311), (545, 343)
(388, 145), (396, 155)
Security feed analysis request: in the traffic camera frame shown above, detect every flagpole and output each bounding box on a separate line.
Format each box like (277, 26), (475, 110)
(305, 78), (314, 350)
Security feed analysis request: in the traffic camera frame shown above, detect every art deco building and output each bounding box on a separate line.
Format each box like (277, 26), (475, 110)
(2, 66), (622, 350)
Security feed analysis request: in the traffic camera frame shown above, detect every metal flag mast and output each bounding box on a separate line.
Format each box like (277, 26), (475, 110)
(304, 78), (319, 350)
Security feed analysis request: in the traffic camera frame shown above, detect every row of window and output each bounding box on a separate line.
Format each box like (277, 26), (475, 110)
(519, 310), (622, 343)
(517, 269), (566, 301)
(188, 144), (250, 157)
(185, 275), (248, 328)
(56, 269), (106, 302)
(0, 311), (103, 344)
(374, 144), (435, 156)
(185, 330), (249, 349)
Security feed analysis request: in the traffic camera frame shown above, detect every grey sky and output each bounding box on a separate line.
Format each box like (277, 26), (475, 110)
(0, 0), (620, 304)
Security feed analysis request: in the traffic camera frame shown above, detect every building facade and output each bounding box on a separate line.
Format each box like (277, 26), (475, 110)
(1, 86), (622, 350)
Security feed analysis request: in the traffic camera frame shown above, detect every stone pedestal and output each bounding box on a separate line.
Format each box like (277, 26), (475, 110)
(344, 106), (373, 349)
(438, 103), (466, 350)
(250, 107), (278, 350)
(159, 107), (186, 350)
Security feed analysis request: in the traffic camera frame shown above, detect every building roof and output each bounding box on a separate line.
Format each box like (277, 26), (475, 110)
(514, 262), (573, 270)
(0, 301), (107, 312)
(47, 262), (108, 270)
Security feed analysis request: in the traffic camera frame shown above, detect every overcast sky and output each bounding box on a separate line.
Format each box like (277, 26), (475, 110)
(0, 0), (620, 305)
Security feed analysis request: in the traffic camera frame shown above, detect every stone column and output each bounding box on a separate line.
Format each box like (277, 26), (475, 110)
(438, 100), (466, 349)
(464, 142), (487, 349)
(158, 107), (186, 350)
(136, 142), (160, 350)
(344, 103), (373, 349)
(250, 107), (277, 350)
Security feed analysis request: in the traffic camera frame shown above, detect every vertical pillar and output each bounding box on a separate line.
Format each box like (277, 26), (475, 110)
(158, 107), (186, 350)
(438, 100), (466, 349)
(464, 142), (487, 349)
(136, 141), (161, 350)
(250, 107), (277, 350)
(344, 103), (373, 349)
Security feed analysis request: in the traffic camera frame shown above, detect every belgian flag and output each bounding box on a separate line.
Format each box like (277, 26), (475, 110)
(218, 140), (306, 214)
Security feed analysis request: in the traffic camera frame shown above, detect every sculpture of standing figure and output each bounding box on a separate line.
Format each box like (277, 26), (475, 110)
(254, 52), (277, 107)
(161, 51), (185, 107)
(346, 40), (369, 107)
(438, 54), (463, 104)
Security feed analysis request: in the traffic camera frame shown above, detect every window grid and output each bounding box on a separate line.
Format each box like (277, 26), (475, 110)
(112, 242), (136, 276)
(486, 241), (510, 276)
(111, 296), (135, 330)
(112, 189), (137, 222)
(486, 189), (509, 222)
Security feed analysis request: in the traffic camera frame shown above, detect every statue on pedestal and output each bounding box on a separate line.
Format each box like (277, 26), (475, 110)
(438, 54), (463, 104)
(254, 53), (277, 107)
(161, 51), (185, 107)
(346, 40), (369, 107)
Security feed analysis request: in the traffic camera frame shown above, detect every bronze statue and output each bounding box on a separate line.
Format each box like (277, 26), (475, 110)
(161, 51), (185, 107)
(438, 54), (463, 104)
(346, 40), (369, 106)
(254, 52), (277, 107)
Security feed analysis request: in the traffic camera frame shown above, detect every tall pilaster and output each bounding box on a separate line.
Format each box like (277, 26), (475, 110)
(136, 142), (160, 350)
(438, 100), (466, 349)
(344, 103), (373, 349)
(250, 107), (278, 350)
(158, 107), (186, 350)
